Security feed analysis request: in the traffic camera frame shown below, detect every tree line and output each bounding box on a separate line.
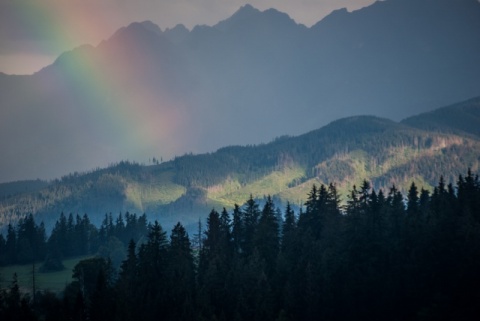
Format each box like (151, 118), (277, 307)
(0, 211), (148, 268)
(1, 170), (480, 320)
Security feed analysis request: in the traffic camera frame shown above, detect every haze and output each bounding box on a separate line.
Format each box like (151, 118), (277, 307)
(1, 0), (479, 184)
(0, 0), (375, 75)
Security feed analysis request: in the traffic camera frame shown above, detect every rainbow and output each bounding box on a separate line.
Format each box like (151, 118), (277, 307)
(9, 1), (192, 166)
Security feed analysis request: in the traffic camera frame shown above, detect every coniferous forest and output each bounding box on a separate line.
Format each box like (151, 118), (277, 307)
(1, 171), (480, 321)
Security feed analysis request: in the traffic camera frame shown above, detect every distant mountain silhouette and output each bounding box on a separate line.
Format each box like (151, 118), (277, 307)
(1, 0), (479, 182)
(2, 96), (480, 232)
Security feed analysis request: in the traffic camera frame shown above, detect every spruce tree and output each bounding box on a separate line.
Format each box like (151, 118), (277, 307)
(231, 204), (244, 255)
(281, 202), (296, 252)
(116, 239), (138, 321)
(167, 223), (195, 321)
(136, 221), (168, 320)
(243, 196), (260, 257)
(254, 196), (279, 276)
(0, 234), (6, 265)
(198, 209), (230, 320)
(5, 224), (16, 264)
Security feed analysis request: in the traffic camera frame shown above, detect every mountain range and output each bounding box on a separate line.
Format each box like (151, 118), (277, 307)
(1, 96), (479, 232)
(1, 0), (480, 183)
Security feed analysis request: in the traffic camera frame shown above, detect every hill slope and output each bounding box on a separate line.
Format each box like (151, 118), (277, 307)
(1, 97), (479, 232)
(1, 0), (479, 182)
(402, 96), (480, 137)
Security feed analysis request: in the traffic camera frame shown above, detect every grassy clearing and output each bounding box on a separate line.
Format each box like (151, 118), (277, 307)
(125, 171), (186, 211)
(208, 166), (306, 207)
(0, 256), (90, 293)
(276, 177), (322, 206)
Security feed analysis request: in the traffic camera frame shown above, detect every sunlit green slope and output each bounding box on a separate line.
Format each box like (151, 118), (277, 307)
(1, 98), (479, 231)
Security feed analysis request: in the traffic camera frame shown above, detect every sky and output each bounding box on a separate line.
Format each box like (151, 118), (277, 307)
(0, 0), (376, 75)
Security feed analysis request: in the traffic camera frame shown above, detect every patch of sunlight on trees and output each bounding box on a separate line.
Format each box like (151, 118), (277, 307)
(124, 171), (186, 210)
(208, 165), (306, 206)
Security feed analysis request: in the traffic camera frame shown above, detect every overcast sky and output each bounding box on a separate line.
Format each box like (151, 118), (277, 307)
(0, 0), (375, 75)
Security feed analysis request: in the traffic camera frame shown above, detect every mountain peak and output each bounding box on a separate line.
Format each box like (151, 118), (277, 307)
(214, 4), (261, 31)
(234, 4), (260, 17)
(165, 23), (189, 33)
(110, 21), (162, 41)
(139, 21), (162, 35)
(104, 20), (167, 51)
(164, 24), (190, 44)
(215, 3), (298, 32)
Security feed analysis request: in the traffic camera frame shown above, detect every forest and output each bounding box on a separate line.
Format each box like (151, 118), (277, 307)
(3, 109), (480, 236)
(1, 170), (480, 321)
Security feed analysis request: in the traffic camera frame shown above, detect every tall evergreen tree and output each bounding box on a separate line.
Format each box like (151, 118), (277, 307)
(36, 221), (47, 260)
(254, 196), (279, 275)
(387, 185), (405, 245)
(231, 204), (244, 255)
(407, 182), (419, 216)
(167, 223), (196, 321)
(118, 239), (137, 287)
(116, 239), (138, 321)
(304, 184), (318, 216)
(201, 209), (221, 259)
(198, 209), (230, 320)
(0, 234), (6, 265)
(5, 224), (16, 264)
(219, 208), (233, 261)
(16, 214), (37, 263)
(281, 202), (296, 252)
(89, 268), (114, 321)
(136, 221), (168, 321)
(243, 196), (260, 257)
(457, 169), (480, 222)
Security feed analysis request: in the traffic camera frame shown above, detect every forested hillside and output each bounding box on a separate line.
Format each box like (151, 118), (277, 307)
(1, 97), (480, 232)
(1, 170), (479, 320)
(402, 96), (480, 137)
(1, 0), (480, 183)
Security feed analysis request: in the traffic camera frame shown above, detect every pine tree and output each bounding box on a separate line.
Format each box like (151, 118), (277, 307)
(254, 196), (279, 276)
(117, 239), (138, 321)
(0, 234), (6, 265)
(167, 223), (195, 321)
(118, 239), (137, 285)
(219, 208), (233, 260)
(36, 222), (47, 261)
(406, 182), (422, 250)
(304, 184), (318, 216)
(243, 196), (260, 257)
(5, 224), (16, 264)
(198, 209), (230, 320)
(387, 185), (405, 245)
(231, 204), (244, 255)
(419, 188), (430, 218)
(281, 202), (296, 252)
(136, 221), (169, 320)
(202, 209), (222, 258)
(457, 169), (480, 222)
(16, 214), (37, 264)
(89, 268), (113, 321)
(407, 182), (419, 216)
(2, 273), (36, 320)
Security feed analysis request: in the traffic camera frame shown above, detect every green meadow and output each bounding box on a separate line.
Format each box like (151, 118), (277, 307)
(0, 256), (89, 293)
